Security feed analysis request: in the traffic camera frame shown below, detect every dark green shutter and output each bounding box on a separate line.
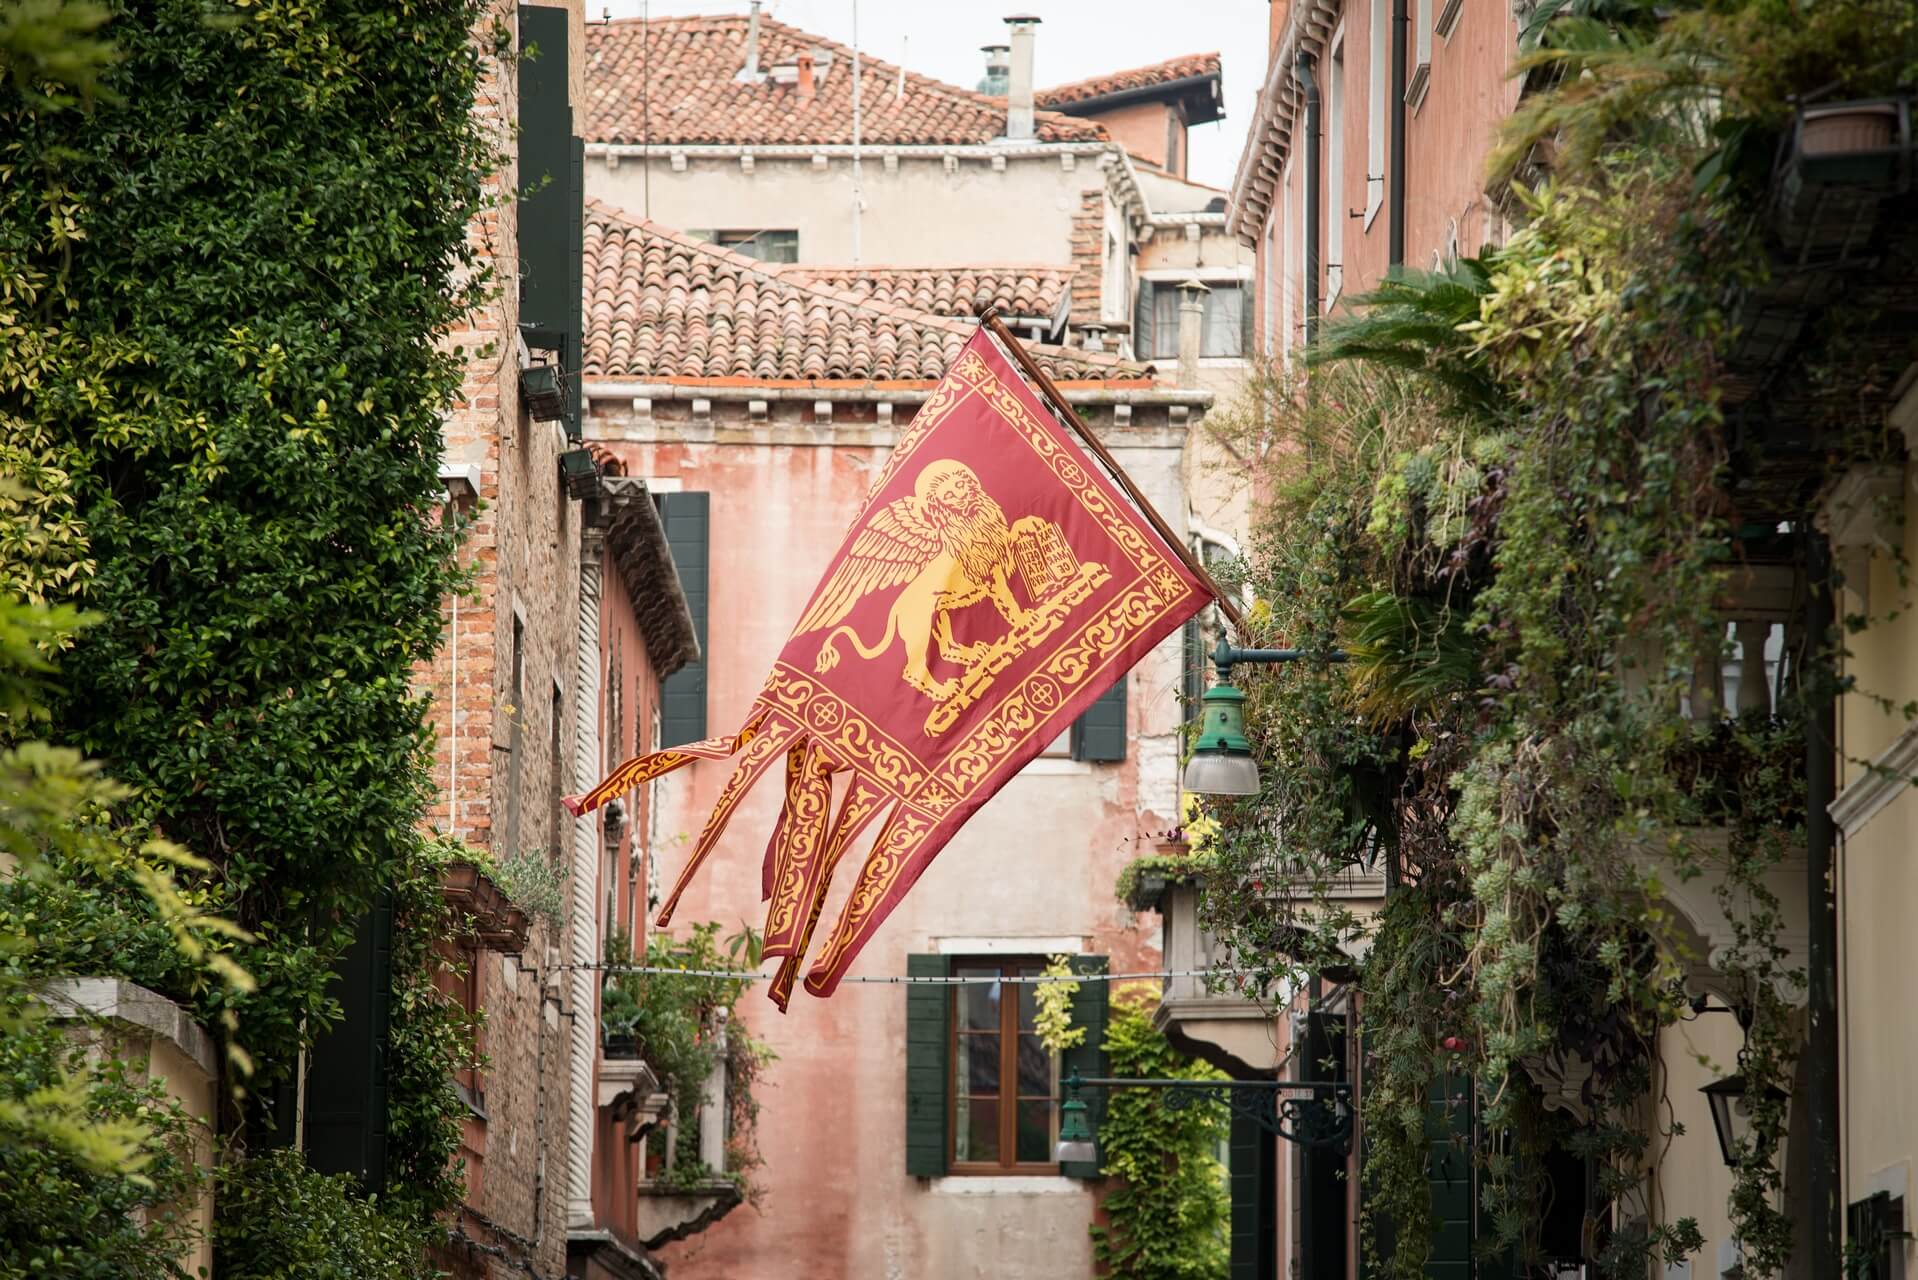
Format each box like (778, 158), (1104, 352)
(517, 5), (584, 439)
(904, 953), (950, 1177)
(659, 493), (709, 747)
(1229, 1109), (1278, 1280)
(1426, 1070), (1474, 1279)
(1059, 954), (1108, 1177)
(1182, 615), (1204, 712)
(1238, 283), (1255, 357)
(1073, 674), (1128, 762)
(304, 895), (394, 1192)
(1134, 280), (1156, 361)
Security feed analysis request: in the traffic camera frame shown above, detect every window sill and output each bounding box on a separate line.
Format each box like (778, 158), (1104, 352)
(1021, 757), (1092, 776)
(931, 1176), (1084, 1195)
(1406, 62), (1432, 115)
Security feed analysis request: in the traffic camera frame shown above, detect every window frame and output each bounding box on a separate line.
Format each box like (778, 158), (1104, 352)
(711, 228), (799, 263)
(945, 958), (1059, 1174)
(1326, 35), (1347, 308)
(1366, 0), (1387, 227)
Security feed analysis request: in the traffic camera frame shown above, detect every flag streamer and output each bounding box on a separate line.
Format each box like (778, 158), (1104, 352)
(564, 325), (1210, 1006)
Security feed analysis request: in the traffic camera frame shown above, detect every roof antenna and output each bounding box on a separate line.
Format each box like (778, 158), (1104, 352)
(896, 35), (906, 103)
(851, 0), (862, 264)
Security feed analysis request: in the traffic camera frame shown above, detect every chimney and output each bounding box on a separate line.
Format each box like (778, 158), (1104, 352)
(796, 50), (815, 102)
(736, 0), (761, 82)
(977, 44), (1010, 96)
(1003, 15), (1040, 140)
(1177, 279), (1209, 389)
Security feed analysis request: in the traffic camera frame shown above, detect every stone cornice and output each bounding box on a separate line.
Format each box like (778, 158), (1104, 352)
(1830, 719), (1918, 838)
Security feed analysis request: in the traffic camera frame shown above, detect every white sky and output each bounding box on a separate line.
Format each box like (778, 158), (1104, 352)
(596, 0), (1270, 191)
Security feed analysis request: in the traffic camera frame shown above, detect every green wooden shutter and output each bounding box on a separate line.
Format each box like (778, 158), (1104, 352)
(658, 493), (709, 747)
(516, 5), (583, 437)
(1060, 954), (1109, 1177)
(1426, 1070), (1474, 1279)
(1072, 675), (1127, 762)
(1229, 1109), (1278, 1280)
(303, 894), (394, 1192)
(1238, 283), (1255, 357)
(1134, 280), (1156, 361)
(904, 953), (950, 1177)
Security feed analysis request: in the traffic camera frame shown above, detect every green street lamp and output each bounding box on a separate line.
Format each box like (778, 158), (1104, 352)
(1055, 1091), (1096, 1164)
(1181, 636), (1346, 797)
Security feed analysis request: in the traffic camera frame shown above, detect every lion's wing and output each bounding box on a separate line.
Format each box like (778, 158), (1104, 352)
(791, 498), (945, 636)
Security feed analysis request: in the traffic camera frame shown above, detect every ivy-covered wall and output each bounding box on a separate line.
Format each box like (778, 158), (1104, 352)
(1, 0), (515, 1269)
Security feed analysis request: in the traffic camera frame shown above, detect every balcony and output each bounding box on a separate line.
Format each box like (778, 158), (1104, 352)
(1131, 840), (1386, 1077)
(630, 1013), (743, 1250)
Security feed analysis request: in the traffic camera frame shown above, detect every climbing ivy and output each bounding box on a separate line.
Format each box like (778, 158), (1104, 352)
(1196, 4), (1918, 1274)
(2, 0), (507, 1255)
(1090, 983), (1230, 1280)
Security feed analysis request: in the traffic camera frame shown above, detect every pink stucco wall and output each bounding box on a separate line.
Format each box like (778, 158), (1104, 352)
(587, 395), (1192, 1279)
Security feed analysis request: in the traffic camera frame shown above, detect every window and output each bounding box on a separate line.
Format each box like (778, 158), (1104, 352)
(951, 960), (1055, 1169)
(506, 614), (525, 854)
(1367, 0), (1386, 227)
(904, 954), (1108, 1178)
(1263, 216), (1277, 356)
(1140, 283), (1248, 360)
(1203, 285), (1246, 358)
(1408, 0), (1434, 111)
(1328, 41), (1349, 275)
(709, 229), (798, 263)
(548, 682), (564, 856)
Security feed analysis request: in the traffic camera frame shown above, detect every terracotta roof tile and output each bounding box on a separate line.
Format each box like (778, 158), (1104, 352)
(782, 265), (1075, 321)
(585, 15), (1107, 147)
(583, 202), (1153, 385)
(1036, 53), (1222, 110)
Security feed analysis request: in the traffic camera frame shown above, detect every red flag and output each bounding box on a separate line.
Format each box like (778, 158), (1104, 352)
(566, 326), (1210, 1006)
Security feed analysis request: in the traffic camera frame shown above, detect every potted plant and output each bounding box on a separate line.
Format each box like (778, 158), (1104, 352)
(602, 978), (641, 1059)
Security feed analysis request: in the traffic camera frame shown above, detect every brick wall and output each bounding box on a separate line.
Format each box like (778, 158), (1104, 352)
(419, 3), (588, 1277)
(1068, 188), (1107, 330)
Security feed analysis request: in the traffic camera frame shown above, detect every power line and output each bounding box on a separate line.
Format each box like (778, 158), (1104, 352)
(567, 965), (1274, 987)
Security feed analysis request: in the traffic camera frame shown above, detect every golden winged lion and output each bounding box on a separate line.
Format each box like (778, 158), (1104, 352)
(796, 459), (1034, 702)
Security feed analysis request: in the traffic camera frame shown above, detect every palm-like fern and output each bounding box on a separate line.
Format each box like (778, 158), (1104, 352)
(1340, 590), (1479, 726)
(1307, 261), (1505, 417)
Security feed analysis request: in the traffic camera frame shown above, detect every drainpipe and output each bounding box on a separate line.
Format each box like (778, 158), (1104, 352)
(1805, 531), (1841, 1280)
(1389, 0), (1407, 268)
(1298, 53), (1322, 344)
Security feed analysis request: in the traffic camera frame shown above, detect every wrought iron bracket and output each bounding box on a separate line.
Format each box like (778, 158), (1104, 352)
(1063, 1072), (1354, 1154)
(1210, 635), (1348, 679)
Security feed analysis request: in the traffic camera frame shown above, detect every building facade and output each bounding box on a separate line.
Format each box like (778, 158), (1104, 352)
(577, 199), (1214, 1277)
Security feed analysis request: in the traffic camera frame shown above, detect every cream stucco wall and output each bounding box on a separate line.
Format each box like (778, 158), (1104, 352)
(587, 150), (1111, 269)
(586, 397), (1193, 1280)
(1834, 459), (1918, 1271)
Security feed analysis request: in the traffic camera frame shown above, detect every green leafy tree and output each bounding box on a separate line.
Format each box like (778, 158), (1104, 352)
(2, 0), (506, 1249)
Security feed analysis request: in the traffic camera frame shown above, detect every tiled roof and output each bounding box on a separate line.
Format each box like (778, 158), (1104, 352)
(782, 265), (1075, 322)
(582, 203), (1153, 384)
(1036, 53), (1222, 110)
(584, 14), (1107, 147)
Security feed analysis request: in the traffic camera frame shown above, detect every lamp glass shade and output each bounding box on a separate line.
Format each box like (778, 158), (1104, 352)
(1183, 750), (1261, 796)
(1054, 1095), (1096, 1164)
(1701, 1072), (1788, 1169)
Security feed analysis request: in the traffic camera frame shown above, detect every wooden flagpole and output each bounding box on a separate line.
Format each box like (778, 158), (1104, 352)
(980, 310), (1247, 635)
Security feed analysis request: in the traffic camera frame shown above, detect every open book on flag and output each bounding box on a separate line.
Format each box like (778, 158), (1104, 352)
(565, 323), (1212, 1007)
